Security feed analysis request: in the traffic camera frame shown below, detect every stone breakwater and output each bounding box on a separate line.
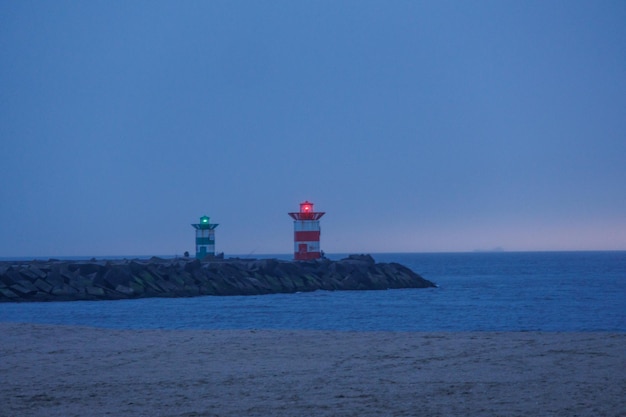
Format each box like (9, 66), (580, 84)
(0, 254), (436, 302)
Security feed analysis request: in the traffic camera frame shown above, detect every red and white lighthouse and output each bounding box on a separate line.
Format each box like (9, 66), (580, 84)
(288, 201), (326, 260)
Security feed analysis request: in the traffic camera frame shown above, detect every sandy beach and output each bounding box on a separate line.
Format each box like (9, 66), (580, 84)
(1, 323), (624, 417)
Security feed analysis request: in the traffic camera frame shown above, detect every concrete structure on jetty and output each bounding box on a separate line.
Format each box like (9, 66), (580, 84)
(288, 201), (325, 260)
(0, 255), (435, 302)
(191, 215), (218, 259)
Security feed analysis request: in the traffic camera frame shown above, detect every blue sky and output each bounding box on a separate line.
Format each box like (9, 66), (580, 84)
(1, 1), (625, 257)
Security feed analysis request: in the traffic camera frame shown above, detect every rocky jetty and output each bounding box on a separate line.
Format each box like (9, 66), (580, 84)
(0, 254), (436, 302)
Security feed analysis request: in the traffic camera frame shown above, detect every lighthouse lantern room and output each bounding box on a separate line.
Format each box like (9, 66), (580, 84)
(191, 215), (219, 259)
(288, 201), (325, 260)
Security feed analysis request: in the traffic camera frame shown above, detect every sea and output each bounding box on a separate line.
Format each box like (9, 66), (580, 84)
(1, 251), (625, 332)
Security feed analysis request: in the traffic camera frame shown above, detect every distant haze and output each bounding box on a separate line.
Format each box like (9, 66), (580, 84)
(1, 1), (625, 257)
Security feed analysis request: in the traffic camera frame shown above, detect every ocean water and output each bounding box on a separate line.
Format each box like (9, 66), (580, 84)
(1, 251), (625, 332)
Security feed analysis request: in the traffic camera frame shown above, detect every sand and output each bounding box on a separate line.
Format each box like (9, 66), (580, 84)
(1, 323), (624, 417)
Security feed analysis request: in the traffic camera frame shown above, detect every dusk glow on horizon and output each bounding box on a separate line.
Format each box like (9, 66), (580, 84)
(1, 1), (625, 257)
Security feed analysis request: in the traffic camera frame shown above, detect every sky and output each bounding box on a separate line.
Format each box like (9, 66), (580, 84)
(1, 0), (625, 257)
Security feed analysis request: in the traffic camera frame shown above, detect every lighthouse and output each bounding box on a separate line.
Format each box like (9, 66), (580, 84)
(191, 215), (219, 259)
(288, 201), (325, 260)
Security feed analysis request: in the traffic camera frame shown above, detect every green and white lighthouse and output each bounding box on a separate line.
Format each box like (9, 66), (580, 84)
(191, 215), (219, 259)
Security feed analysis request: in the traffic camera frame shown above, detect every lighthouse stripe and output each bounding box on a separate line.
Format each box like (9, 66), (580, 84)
(294, 241), (320, 252)
(196, 238), (215, 245)
(294, 251), (321, 260)
(294, 221), (320, 232)
(294, 241), (320, 249)
(294, 231), (320, 241)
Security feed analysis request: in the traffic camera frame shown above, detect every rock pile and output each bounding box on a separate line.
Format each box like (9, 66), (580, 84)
(0, 254), (436, 302)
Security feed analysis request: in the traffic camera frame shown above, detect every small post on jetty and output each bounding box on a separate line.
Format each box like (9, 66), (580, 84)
(191, 215), (219, 259)
(288, 201), (325, 260)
